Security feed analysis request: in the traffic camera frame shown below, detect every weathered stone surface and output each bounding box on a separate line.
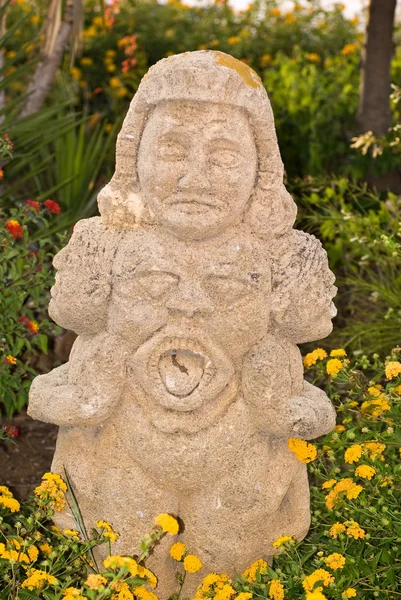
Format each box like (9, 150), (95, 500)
(28, 51), (337, 595)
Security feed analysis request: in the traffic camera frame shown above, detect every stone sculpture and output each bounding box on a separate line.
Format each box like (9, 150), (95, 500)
(28, 51), (337, 594)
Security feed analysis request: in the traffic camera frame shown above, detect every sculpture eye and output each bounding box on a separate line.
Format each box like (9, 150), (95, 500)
(204, 276), (251, 304)
(209, 148), (241, 168)
(157, 139), (188, 162)
(135, 271), (179, 299)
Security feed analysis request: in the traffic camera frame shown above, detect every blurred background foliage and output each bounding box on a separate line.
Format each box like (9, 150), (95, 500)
(1, 0), (401, 417)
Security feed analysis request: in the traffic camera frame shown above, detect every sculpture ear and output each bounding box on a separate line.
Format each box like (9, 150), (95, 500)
(245, 185), (297, 239)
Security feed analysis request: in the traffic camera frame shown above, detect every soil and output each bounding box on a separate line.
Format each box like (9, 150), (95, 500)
(0, 411), (58, 500)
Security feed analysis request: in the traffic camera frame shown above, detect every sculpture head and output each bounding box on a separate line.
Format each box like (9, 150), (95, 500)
(98, 51), (297, 240)
(271, 231), (337, 343)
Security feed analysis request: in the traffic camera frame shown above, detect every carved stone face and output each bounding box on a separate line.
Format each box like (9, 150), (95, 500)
(108, 230), (270, 421)
(137, 101), (258, 240)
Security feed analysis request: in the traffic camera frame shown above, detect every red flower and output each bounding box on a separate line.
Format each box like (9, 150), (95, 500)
(43, 199), (61, 214)
(25, 199), (40, 211)
(5, 219), (23, 239)
(2, 425), (18, 439)
(28, 320), (39, 334)
(18, 315), (30, 326)
(93, 87), (103, 95)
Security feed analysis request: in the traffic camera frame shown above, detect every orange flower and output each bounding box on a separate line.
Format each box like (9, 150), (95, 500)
(5, 219), (23, 239)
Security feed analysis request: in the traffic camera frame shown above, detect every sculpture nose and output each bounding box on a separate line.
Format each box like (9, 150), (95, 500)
(166, 283), (213, 318)
(178, 154), (210, 191)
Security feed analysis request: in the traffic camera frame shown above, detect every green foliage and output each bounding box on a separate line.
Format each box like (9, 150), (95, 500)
(293, 177), (401, 356)
(0, 204), (67, 417)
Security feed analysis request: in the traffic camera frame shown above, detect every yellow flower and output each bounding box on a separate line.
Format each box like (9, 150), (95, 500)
(170, 541), (186, 561)
(303, 348), (327, 367)
(137, 565), (157, 589)
(302, 569), (334, 592)
(330, 349), (347, 357)
(63, 588), (86, 600)
(260, 53), (272, 68)
(367, 386), (381, 397)
(363, 441), (386, 459)
(242, 558), (268, 582)
(269, 580), (284, 600)
(385, 361), (401, 380)
(21, 568), (58, 590)
(30, 14), (40, 24)
(326, 358), (343, 376)
(354, 465), (375, 480)
(109, 77), (122, 89)
(269, 8), (281, 17)
(34, 473), (67, 512)
(341, 43), (359, 56)
(273, 535), (292, 548)
(5, 354), (17, 364)
(183, 554), (203, 573)
(228, 36), (241, 45)
(134, 587), (158, 600)
(334, 424), (345, 433)
(115, 87), (128, 98)
(343, 588), (357, 598)
(344, 444), (363, 464)
(214, 584), (236, 600)
(39, 543), (53, 556)
(85, 573), (107, 590)
(112, 581), (134, 599)
(154, 513), (179, 534)
(288, 438), (317, 463)
(0, 495), (20, 512)
(236, 594), (253, 600)
(0, 486), (12, 497)
(325, 478), (363, 510)
(104, 555), (138, 573)
(345, 521), (365, 539)
(323, 552), (345, 570)
(285, 12), (296, 24)
(306, 591), (328, 600)
(322, 479), (336, 489)
(380, 476), (393, 487)
(28, 545), (39, 562)
(329, 523), (346, 538)
(70, 67), (82, 80)
(63, 529), (80, 539)
(306, 53), (321, 63)
(96, 520), (120, 542)
(80, 57), (93, 66)
(107, 63), (117, 72)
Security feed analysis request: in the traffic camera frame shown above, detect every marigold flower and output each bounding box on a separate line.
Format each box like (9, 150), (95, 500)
(154, 513), (179, 535)
(329, 523), (346, 538)
(326, 358), (343, 376)
(183, 554), (203, 573)
(96, 520), (120, 542)
(28, 320), (39, 334)
(344, 445), (363, 464)
(354, 465), (375, 480)
(306, 53), (321, 63)
(85, 573), (107, 590)
(21, 568), (58, 590)
(170, 541), (187, 561)
(5, 219), (23, 239)
(303, 348), (327, 368)
(63, 588), (86, 600)
(302, 569), (334, 592)
(0, 495), (20, 512)
(134, 587), (159, 600)
(322, 479), (336, 489)
(273, 535), (292, 548)
(323, 552), (345, 570)
(343, 588), (357, 598)
(345, 521), (365, 539)
(2, 424), (18, 437)
(242, 558), (268, 581)
(269, 579), (284, 600)
(288, 438), (317, 463)
(330, 348), (347, 357)
(306, 591), (328, 600)
(341, 43), (358, 56)
(25, 199), (40, 211)
(4, 355), (17, 365)
(43, 199), (61, 214)
(385, 361), (401, 380)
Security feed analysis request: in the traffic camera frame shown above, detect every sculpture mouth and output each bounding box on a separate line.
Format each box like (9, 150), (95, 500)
(130, 331), (234, 412)
(158, 344), (210, 397)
